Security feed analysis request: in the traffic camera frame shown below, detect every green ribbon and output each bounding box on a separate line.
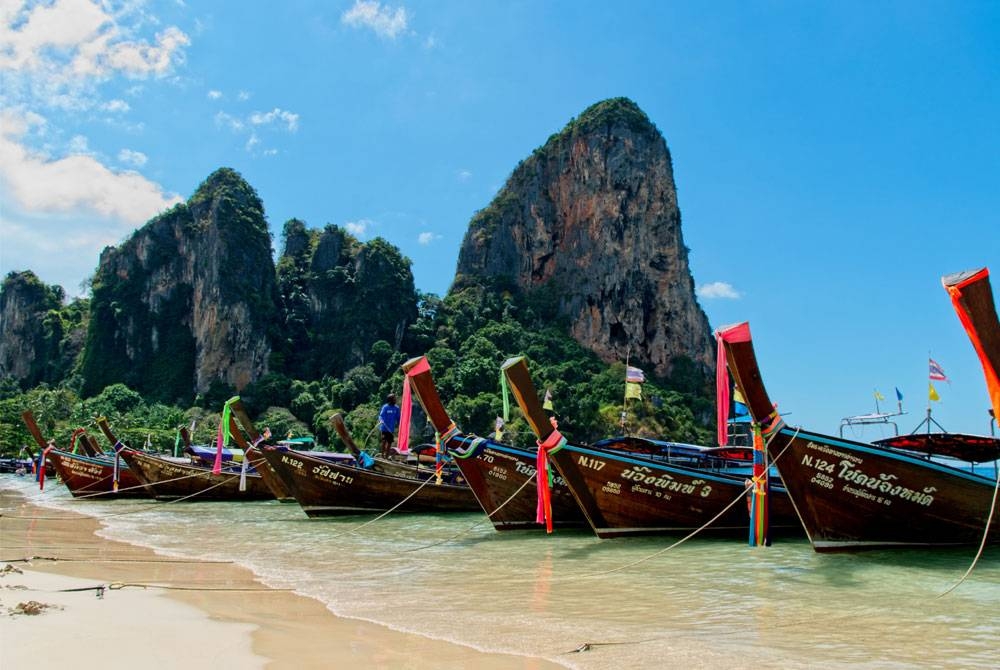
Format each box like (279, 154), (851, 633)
(499, 370), (510, 422)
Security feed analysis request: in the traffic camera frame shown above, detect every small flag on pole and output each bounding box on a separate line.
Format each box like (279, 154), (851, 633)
(625, 382), (642, 400)
(874, 389), (885, 401)
(928, 383), (940, 402)
(733, 387), (748, 416)
(542, 389), (554, 411)
(929, 358), (948, 382)
(895, 387), (903, 401)
(625, 365), (646, 384)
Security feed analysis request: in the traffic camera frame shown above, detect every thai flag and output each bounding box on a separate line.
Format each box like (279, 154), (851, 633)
(625, 365), (646, 384)
(928, 358), (948, 382)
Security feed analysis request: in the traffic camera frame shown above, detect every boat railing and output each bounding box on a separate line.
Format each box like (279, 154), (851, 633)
(839, 411), (902, 438)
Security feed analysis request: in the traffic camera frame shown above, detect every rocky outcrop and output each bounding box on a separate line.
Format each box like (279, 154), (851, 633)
(276, 220), (418, 379)
(453, 98), (714, 382)
(0, 271), (65, 387)
(81, 168), (279, 402)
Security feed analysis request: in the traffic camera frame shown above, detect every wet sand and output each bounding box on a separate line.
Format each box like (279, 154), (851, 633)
(0, 487), (562, 669)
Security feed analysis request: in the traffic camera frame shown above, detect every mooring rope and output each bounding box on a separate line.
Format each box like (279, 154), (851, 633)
(289, 471), (444, 551)
(936, 457), (1000, 597)
(41, 582), (292, 597)
(399, 472), (539, 553)
(511, 428), (802, 587)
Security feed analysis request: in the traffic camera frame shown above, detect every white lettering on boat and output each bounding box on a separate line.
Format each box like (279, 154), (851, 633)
(618, 464), (712, 498)
(800, 442), (936, 507)
(578, 455), (606, 471)
(311, 463), (354, 485)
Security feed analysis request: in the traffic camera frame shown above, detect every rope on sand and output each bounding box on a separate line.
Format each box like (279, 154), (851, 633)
(48, 582), (292, 599)
(1, 555), (233, 564)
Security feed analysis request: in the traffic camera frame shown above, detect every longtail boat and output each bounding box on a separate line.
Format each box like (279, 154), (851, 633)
(96, 417), (274, 502)
(258, 414), (479, 517)
(226, 399), (296, 502)
(501, 356), (800, 539)
(20, 411), (147, 498)
(716, 267), (1000, 551)
(402, 355), (587, 530)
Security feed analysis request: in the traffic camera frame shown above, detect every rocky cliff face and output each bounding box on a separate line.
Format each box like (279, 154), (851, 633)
(0, 271), (66, 387)
(81, 168), (279, 401)
(454, 98), (714, 382)
(276, 220), (418, 379)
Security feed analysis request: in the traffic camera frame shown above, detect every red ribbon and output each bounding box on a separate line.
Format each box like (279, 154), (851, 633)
(38, 445), (54, 491)
(535, 429), (565, 534)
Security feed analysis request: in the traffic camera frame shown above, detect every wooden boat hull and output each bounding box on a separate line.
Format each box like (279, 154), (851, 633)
(46, 449), (148, 499)
(766, 426), (1000, 551)
(119, 450), (274, 501)
(244, 445), (296, 502)
(449, 436), (587, 530)
(549, 443), (800, 539)
(259, 447), (480, 516)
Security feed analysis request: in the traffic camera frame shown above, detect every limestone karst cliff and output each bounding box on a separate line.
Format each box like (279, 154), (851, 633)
(453, 98), (714, 383)
(0, 271), (86, 389)
(275, 220), (419, 380)
(80, 168), (279, 402)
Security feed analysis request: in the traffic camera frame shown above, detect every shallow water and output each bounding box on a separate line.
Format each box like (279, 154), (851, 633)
(3, 476), (998, 669)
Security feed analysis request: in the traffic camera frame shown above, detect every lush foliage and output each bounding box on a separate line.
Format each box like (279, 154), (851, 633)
(2, 175), (713, 457)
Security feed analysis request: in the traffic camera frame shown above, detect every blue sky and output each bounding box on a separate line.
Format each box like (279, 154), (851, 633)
(1, 1), (998, 436)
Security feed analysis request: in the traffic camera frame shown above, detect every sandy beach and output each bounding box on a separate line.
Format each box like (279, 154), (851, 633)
(0, 487), (561, 669)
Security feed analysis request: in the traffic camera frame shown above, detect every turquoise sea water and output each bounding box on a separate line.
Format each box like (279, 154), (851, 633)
(3, 476), (998, 669)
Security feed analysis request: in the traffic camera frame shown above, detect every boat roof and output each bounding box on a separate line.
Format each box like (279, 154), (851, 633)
(873, 433), (1000, 463)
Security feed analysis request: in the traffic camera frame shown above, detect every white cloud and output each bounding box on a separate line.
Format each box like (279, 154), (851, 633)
(214, 110), (244, 131)
(417, 232), (439, 245)
(207, 89), (222, 100)
(456, 169), (472, 182)
(0, 108), (182, 296)
(118, 148), (147, 167)
(102, 98), (130, 112)
(423, 34), (438, 50)
(0, 1), (190, 112)
(237, 90), (250, 101)
(249, 107), (299, 132)
(245, 132), (260, 152)
(0, 109), (179, 224)
(345, 219), (373, 238)
(696, 281), (742, 300)
(341, 0), (409, 39)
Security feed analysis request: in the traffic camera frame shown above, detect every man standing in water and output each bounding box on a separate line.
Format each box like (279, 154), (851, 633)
(378, 393), (401, 459)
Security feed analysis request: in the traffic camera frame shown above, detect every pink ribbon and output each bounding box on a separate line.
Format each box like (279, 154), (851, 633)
(715, 322), (752, 447)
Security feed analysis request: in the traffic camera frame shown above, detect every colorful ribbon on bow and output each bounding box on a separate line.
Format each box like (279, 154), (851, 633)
(69, 428), (86, 454)
(535, 429), (567, 534)
(38, 444), (54, 491)
(748, 423), (769, 547)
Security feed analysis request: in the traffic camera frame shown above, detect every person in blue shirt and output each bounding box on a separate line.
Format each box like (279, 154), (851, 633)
(377, 393), (401, 459)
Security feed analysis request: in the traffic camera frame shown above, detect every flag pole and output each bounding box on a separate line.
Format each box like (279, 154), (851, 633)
(621, 348), (631, 433)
